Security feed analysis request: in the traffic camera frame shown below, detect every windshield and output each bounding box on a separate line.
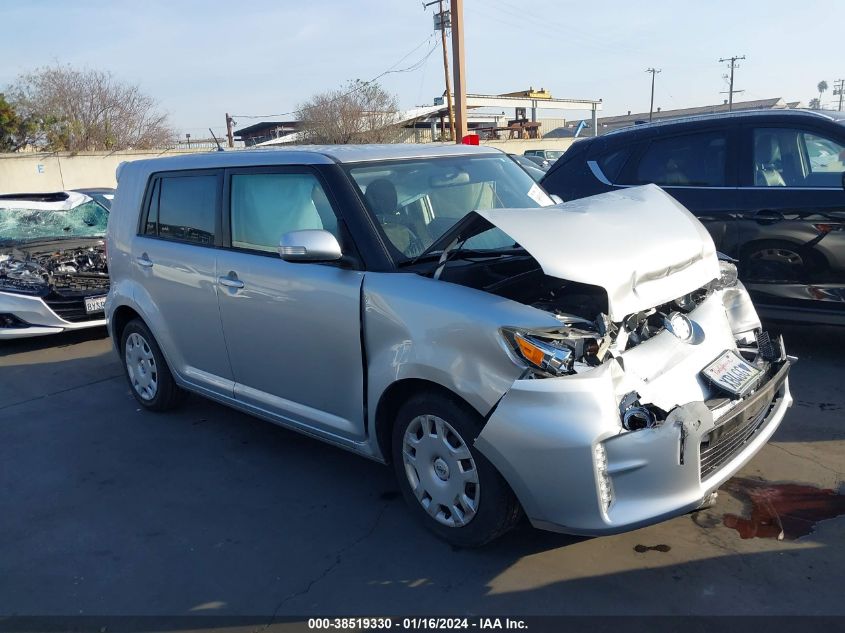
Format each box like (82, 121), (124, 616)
(347, 154), (553, 260)
(546, 150), (565, 160)
(0, 200), (108, 243)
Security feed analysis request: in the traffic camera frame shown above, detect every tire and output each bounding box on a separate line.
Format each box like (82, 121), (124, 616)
(391, 391), (521, 547)
(120, 318), (184, 411)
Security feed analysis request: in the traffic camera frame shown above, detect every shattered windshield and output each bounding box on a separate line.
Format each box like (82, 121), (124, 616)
(0, 200), (108, 244)
(347, 154), (554, 260)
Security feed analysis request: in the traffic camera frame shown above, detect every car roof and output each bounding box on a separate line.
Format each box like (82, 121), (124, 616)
(117, 143), (504, 181)
(603, 108), (842, 138)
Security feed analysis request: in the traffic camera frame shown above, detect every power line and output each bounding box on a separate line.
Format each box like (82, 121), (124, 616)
(231, 34), (438, 121)
(834, 78), (844, 112)
(718, 55), (745, 110)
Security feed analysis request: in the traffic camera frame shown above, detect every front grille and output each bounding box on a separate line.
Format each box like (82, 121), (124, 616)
(699, 363), (788, 480)
(43, 287), (109, 323)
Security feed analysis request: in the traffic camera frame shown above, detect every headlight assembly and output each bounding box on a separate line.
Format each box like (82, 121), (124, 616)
(714, 259), (739, 289)
(501, 326), (601, 377)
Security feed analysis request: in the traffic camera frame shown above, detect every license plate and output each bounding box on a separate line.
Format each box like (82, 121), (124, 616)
(701, 350), (763, 397)
(84, 295), (107, 314)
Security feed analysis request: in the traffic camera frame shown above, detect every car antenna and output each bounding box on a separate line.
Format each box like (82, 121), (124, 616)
(209, 128), (225, 152)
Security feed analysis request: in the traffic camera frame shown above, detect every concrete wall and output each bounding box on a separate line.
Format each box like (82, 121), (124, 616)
(0, 138), (576, 194)
(0, 149), (205, 194)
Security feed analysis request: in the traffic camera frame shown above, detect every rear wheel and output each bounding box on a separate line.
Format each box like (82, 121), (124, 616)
(391, 392), (521, 547)
(121, 319), (184, 411)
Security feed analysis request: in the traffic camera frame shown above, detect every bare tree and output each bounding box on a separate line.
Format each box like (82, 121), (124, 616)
(7, 65), (174, 152)
(297, 80), (400, 144)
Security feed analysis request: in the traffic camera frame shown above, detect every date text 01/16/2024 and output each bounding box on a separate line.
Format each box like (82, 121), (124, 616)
(307, 618), (528, 630)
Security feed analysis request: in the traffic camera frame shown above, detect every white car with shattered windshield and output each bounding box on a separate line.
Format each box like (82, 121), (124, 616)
(0, 191), (109, 339)
(106, 145), (793, 546)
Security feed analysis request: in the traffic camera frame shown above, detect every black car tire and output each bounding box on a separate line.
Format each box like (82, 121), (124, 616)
(120, 318), (185, 411)
(392, 391), (521, 547)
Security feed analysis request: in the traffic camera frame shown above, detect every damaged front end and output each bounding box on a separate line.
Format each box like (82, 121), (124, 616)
(0, 240), (109, 332)
(421, 186), (794, 534)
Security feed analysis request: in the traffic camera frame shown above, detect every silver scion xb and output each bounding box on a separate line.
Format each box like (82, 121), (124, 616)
(106, 145), (793, 546)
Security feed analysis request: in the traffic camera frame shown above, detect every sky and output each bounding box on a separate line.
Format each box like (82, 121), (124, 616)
(2, 0), (843, 138)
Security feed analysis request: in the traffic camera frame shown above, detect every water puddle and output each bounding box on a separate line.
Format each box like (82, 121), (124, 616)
(721, 477), (845, 540)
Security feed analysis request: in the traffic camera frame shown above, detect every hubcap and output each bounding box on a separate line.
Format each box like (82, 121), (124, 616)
(125, 332), (158, 401)
(402, 414), (479, 527)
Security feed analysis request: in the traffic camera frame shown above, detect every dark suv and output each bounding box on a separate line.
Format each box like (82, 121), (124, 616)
(541, 109), (845, 325)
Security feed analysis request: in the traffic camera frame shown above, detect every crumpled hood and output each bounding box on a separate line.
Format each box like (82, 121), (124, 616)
(476, 184), (720, 319)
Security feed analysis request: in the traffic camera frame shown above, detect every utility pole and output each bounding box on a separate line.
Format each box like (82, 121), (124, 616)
(450, 0), (467, 142)
(834, 79), (844, 112)
(225, 113), (235, 148)
(645, 68), (661, 121)
(718, 55), (746, 110)
(426, 0), (456, 141)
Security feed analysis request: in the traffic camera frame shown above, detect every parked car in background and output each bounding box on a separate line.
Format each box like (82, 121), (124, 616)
(522, 154), (552, 170)
(0, 191), (110, 338)
(524, 149), (566, 163)
(73, 187), (116, 210)
(107, 145), (791, 546)
(541, 109), (845, 325)
(508, 153), (546, 181)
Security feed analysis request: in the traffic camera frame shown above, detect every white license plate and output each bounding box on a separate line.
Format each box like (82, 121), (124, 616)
(701, 350), (763, 397)
(84, 295), (107, 314)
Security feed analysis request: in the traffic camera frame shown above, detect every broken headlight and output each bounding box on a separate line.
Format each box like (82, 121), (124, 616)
(500, 326), (601, 377)
(0, 257), (49, 295)
(712, 259), (739, 290)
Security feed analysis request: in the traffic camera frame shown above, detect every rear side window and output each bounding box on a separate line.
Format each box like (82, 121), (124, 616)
(145, 174), (218, 245)
(229, 172), (340, 253)
(628, 132), (727, 186)
(596, 147), (632, 183)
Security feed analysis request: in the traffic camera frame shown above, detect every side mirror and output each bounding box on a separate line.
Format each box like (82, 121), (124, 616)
(279, 229), (342, 262)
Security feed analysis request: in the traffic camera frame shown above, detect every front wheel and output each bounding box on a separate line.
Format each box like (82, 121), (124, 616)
(391, 392), (521, 547)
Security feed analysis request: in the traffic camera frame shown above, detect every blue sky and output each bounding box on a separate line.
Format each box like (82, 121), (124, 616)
(2, 0), (842, 137)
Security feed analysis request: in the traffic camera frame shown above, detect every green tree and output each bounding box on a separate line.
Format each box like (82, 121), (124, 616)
(818, 80), (829, 108)
(0, 93), (37, 151)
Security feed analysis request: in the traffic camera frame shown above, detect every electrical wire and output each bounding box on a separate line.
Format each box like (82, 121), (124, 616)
(232, 34), (438, 120)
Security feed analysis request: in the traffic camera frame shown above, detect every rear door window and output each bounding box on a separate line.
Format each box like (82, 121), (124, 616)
(596, 147), (633, 183)
(145, 173), (219, 245)
(628, 131), (728, 187)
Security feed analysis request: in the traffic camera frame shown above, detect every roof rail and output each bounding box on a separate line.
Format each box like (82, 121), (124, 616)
(605, 108), (834, 136)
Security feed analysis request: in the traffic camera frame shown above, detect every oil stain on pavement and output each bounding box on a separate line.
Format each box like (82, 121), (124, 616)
(721, 477), (845, 540)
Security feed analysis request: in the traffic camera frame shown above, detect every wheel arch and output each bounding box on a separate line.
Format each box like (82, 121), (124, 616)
(374, 378), (484, 465)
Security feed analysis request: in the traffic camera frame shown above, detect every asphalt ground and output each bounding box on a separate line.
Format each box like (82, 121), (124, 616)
(1, 322), (843, 617)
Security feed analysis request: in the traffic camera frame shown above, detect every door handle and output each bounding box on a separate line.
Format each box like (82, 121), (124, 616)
(753, 209), (784, 224)
(136, 254), (154, 268)
(217, 275), (244, 289)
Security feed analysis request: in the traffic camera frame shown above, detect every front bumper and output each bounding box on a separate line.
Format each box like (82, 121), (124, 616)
(475, 294), (792, 535)
(0, 290), (106, 339)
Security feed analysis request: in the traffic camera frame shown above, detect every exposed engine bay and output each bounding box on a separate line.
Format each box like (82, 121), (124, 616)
(0, 240), (109, 296)
(433, 250), (744, 379)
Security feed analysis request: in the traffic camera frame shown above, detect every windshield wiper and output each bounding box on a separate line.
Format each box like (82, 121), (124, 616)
(400, 247), (527, 267)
